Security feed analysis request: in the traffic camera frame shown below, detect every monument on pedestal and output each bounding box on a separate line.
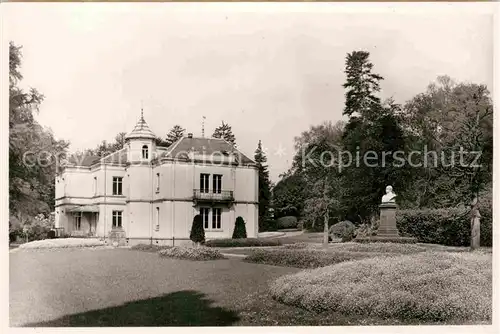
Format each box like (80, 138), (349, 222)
(355, 185), (417, 243)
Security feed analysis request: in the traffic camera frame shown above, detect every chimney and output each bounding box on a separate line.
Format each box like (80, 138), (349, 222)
(187, 133), (193, 138)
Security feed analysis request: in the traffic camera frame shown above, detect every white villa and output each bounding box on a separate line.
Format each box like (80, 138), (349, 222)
(54, 114), (259, 245)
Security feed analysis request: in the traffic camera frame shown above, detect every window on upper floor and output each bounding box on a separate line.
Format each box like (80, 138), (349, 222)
(112, 177), (123, 195)
(112, 211), (122, 228)
(213, 174), (222, 194)
(200, 174), (210, 193)
(142, 145), (149, 159)
(93, 177), (97, 196)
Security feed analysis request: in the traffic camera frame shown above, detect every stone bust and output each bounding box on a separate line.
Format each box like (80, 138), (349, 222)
(381, 185), (397, 203)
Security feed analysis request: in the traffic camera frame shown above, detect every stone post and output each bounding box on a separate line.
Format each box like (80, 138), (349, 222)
(471, 208), (481, 250)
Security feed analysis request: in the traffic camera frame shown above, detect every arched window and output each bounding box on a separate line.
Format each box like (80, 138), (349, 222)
(142, 145), (149, 159)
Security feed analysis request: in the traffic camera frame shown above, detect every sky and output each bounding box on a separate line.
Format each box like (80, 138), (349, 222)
(4, 3), (494, 182)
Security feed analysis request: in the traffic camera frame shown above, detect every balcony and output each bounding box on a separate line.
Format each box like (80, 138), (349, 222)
(193, 189), (234, 205)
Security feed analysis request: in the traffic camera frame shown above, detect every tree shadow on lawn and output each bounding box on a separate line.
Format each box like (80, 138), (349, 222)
(24, 290), (240, 327)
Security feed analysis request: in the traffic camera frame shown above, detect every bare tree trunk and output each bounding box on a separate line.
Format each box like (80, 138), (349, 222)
(323, 176), (329, 246)
(471, 195), (481, 250)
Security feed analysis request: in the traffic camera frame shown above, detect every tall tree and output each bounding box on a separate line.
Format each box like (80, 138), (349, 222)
(342, 50), (384, 118)
(341, 51), (410, 221)
(9, 41), (69, 222)
(254, 140), (272, 231)
(212, 121), (236, 145)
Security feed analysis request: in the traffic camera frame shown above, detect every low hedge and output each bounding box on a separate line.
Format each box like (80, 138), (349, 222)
(158, 246), (224, 261)
(397, 200), (492, 247)
(245, 249), (376, 268)
(276, 216), (298, 229)
(204, 238), (282, 248)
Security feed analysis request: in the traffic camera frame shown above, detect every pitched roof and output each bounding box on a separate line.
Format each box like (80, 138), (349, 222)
(67, 154), (101, 167)
(125, 112), (156, 140)
(162, 136), (255, 165)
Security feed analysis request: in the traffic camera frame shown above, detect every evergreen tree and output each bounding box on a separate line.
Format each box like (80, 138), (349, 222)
(165, 125), (186, 147)
(254, 140), (272, 231)
(189, 214), (205, 245)
(212, 121), (236, 145)
(341, 51), (409, 222)
(232, 216), (247, 239)
(342, 51), (384, 118)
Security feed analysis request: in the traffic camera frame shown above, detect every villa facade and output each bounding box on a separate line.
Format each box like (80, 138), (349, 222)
(54, 114), (259, 245)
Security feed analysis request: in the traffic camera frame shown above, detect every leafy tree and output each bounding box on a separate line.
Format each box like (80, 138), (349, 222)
(232, 216), (247, 239)
(112, 132), (127, 151)
(212, 121), (236, 145)
(401, 76), (493, 210)
(297, 121), (345, 243)
(9, 41), (69, 223)
(271, 172), (306, 218)
(190, 214), (205, 245)
(254, 140), (272, 231)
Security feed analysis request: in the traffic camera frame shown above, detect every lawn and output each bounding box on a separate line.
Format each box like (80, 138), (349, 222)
(10, 248), (350, 326)
(10, 243), (492, 326)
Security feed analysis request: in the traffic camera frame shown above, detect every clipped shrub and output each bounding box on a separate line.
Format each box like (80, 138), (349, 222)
(397, 203), (492, 247)
(46, 230), (56, 239)
(158, 246), (224, 261)
(260, 219), (278, 232)
(245, 249), (376, 268)
(232, 216), (247, 239)
(205, 238), (282, 247)
(270, 252), (492, 322)
(189, 214), (205, 245)
(276, 216), (298, 229)
(329, 220), (355, 240)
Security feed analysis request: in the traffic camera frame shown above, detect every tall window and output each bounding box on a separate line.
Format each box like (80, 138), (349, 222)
(93, 177), (97, 195)
(112, 177), (123, 195)
(200, 207), (210, 229)
(142, 145), (149, 159)
(155, 207), (160, 231)
(200, 174), (210, 193)
(74, 212), (82, 230)
(156, 173), (160, 193)
(212, 208), (222, 229)
(213, 175), (222, 194)
(112, 211), (122, 228)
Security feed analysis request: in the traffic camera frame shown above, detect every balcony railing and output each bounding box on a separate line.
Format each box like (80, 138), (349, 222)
(193, 189), (234, 203)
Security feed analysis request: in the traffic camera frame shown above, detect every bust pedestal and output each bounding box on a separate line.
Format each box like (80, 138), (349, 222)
(108, 228), (127, 247)
(378, 203), (400, 237)
(354, 202), (417, 244)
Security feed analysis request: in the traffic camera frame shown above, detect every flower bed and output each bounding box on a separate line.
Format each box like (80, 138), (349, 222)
(245, 248), (379, 268)
(158, 246), (225, 261)
(18, 238), (105, 249)
(204, 238), (282, 248)
(270, 251), (492, 322)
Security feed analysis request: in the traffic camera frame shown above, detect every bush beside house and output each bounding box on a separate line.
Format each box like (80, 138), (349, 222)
(232, 216), (247, 239)
(189, 214), (205, 245)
